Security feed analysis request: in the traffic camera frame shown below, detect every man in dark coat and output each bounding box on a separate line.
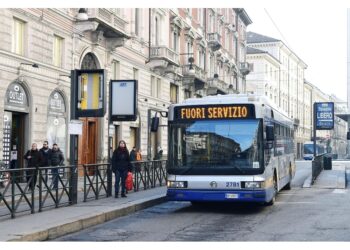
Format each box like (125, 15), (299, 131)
(24, 143), (43, 190)
(130, 147), (137, 162)
(50, 143), (64, 189)
(39, 141), (51, 182)
(112, 140), (131, 198)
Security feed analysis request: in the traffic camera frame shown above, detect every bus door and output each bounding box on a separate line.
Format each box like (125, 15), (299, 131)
(274, 125), (284, 180)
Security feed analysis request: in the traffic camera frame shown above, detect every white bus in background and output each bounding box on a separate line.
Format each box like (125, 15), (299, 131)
(167, 94), (295, 205)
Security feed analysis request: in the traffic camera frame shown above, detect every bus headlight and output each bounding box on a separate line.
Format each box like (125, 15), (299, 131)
(244, 181), (264, 189)
(167, 181), (187, 188)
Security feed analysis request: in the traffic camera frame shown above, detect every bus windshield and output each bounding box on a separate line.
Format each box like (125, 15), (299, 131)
(168, 119), (264, 175)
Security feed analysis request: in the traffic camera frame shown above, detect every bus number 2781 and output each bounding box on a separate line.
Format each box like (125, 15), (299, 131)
(226, 182), (240, 188)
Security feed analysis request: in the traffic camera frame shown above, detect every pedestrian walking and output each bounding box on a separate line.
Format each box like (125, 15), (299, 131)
(130, 147), (137, 162)
(50, 143), (64, 190)
(39, 141), (52, 182)
(24, 143), (43, 190)
(111, 140), (132, 198)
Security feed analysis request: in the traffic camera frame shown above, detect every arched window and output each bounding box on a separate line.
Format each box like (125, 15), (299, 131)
(81, 52), (100, 70)
(47, 90), (67, 156)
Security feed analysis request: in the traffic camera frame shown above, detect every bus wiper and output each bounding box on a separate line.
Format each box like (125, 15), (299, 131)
(179, 165), (195, 175)
(231, 165), (246, 174)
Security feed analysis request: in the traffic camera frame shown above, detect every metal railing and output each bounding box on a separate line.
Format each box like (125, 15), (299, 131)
(312, 154), (326, 184)
(132, 160), (167, 191)
(83, 163), (111, 202)
(0, 165), (78, 219)
(0, 160), (167, 220)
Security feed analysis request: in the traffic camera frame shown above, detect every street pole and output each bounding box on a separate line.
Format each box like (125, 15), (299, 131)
(69, 70), (78, 204)
(147, 109), (152, 161)
(107, 83), (113, 197)
(313, 102), (316, 159)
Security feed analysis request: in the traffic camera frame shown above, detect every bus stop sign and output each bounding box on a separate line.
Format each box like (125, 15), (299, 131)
(314, 102), (334, 130)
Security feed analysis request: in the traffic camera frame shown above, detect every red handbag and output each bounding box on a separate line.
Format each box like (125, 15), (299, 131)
(126, 172), (133, 191)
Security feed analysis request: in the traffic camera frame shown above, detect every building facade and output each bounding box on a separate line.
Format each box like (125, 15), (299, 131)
(0, 8), (252, 171)
(246, 31), (347, 159)
(246, 31), (308, 158)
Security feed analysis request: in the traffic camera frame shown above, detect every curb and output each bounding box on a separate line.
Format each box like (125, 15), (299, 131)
(302, 175), (312, 188)
(7, 195), (167, 241)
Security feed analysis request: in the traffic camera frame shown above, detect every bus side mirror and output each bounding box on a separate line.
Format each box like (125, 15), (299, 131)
(347, 132), (350, 140)
(266, 126), (275, 141)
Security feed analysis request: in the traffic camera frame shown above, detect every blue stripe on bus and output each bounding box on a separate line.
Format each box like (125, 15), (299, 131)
(167, 188), (275, 203)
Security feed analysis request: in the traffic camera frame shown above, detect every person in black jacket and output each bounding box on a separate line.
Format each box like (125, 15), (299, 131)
(50, 143), (64, 189)
(112, 140), (131, 198)
(24, 143), (43, 190)
(39, 141), (51, 182)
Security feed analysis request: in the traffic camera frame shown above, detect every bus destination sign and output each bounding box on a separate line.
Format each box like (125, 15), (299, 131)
(174, 104), (255, 120)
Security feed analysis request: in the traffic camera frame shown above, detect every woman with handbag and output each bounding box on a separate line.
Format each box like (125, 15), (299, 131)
(111, 140), (131, 198)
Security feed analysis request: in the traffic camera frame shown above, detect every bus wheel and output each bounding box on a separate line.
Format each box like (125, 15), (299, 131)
(284, 165), (292, 190)
(265, 175), (277, 206)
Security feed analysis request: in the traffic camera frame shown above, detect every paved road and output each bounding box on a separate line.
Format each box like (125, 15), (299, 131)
(54, 161), (350, 241)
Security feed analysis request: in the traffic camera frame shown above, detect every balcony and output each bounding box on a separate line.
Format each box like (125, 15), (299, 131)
(239, 62), (253, 75)
(148, 47), (180, 73)
(207, 77), (227, 94)
(182, 64), (206, 82)
(74, 8), (130, 50)
(87, 8), (129, 38)
(294, 118), (300, 127)
(207, 32), (222, 51)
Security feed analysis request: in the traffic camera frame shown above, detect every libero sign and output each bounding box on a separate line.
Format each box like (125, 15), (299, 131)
(314, 102), (334, 130)
(174, 104), (255, 120)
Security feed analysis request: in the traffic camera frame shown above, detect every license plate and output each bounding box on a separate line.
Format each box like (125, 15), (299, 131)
(225, 193), (239, 199)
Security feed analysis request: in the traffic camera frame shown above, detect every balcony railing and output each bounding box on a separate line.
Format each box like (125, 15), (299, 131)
(87, 8), (128, 37)
(239, 62), (252, 75)
(207, 32), (222, 51)
(150, 46), (180, 67)
(294, 118), (300, 126)
(182, 64), (206, 81)
(207, 77), (227, 93)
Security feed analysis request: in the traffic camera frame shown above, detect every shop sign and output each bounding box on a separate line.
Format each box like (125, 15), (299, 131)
(5, 83), (29, 112)
(48, 91), (65, 116)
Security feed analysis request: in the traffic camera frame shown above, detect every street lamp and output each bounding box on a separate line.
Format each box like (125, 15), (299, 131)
(228, 84), (235, 94)
(76, 8), (88, 21)
(188, 57), (195, 75)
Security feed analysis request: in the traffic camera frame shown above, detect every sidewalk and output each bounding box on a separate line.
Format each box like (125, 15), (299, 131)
(0, 186), (167, 241)
(303, 161), (348, 189)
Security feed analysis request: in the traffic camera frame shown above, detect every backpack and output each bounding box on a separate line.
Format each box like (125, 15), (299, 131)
(136, 152), (142, 161)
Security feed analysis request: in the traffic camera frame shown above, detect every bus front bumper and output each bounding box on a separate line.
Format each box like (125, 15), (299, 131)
(167, 189), (272, 203)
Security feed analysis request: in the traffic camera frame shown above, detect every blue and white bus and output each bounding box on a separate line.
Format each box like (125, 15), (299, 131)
(303, 141), (325, 160)
(167, 94), (295, 205)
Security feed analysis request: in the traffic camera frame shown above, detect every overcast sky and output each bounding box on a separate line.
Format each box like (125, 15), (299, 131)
(245, 6), (347, 101)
